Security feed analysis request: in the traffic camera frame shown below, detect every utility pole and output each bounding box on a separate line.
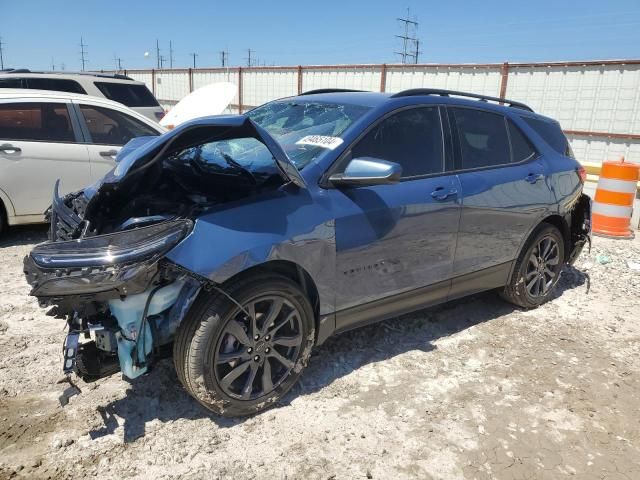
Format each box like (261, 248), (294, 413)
(219, 50), (228, 67)
(79, 36), (88, 71)
(159, 55), (166, 69)
(156, 39), (161, 69)
(169, 40), (174, 68)
(114, 56), (123, 72)
(414, 39), (421, 64)
(0, 37), (4, 70)
(51, 57), (55, 71)
(189, 52), (198, 68)
(395, 8), (418, 64)
(245, 48), (254, 67)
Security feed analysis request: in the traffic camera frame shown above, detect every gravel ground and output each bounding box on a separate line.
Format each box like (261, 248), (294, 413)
(0, 225), (639, 480)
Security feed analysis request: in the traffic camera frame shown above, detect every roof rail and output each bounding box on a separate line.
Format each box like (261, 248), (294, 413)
(299, 88), (366, 96)
(0, 68), (133, 81)
(389, 88), (533, 112)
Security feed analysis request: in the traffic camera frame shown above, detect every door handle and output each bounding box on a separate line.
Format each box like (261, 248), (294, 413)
(525, 173), (544, 184)
(99, 149), (118, 158)
(431, 187), (458, 201)
(0, 144), (21, 154)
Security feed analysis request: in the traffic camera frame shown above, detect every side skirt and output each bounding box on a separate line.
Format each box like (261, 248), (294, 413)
(329, 261), (513, 339)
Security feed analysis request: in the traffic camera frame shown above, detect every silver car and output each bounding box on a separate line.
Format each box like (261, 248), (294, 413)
(0, 69), (164, 122)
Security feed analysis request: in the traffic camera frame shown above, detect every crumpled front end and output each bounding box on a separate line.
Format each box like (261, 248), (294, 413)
(24, 200), (203, 381)
(24, 114), (300, 385)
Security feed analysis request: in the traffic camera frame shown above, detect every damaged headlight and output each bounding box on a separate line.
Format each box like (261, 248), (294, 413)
(30, 219), (193, 268)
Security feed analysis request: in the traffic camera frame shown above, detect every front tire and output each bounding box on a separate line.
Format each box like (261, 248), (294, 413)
(501, 223), (565, 309)
(174, 273), (315, 417)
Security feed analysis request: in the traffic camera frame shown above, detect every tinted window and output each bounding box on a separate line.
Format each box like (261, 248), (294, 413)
(0, 78), (24, 88)
(0, 102), (75, 142)
(522, 116), (570, 156)
(508, 120), (536, 162)
(79, 105), (158, 145)
(94, 82), (159, 107)
(452, 108), (510, 169)
(26, 78), (86, 94)
(351, 107), (444, 177)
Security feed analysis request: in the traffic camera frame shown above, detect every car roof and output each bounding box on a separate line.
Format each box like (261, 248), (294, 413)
(0, 88), (163, 128)
(0, 70), (142, 84)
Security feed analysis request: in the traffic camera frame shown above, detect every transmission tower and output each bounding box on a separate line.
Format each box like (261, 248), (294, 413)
(79, 37), (88, 71)
(245, 48), (255, 67)
(219, 50), (229, 67)
(395, 8), (419, 64)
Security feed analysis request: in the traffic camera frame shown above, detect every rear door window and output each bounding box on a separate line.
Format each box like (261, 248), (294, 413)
(522, 116), (571, 156)
(25, 78), (87, 94)
(79, 104), (158, 145)
(0, 102), (76, 142)
(94, 82), (159, 107)
(350, 106), (444, 177)
(451, 108), (511, 169)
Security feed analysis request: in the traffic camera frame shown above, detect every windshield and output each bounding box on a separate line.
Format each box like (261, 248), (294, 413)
(247, 101), (371, 170)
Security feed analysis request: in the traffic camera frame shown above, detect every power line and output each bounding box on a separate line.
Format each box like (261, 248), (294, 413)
(79, 36), (88, 71)
(189, 52), (198, 68)
(395, 8), (419, 64)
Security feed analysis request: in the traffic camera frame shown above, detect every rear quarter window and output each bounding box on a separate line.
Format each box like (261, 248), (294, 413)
(522, 116), (572, 156)
(94, 82), (159, 107)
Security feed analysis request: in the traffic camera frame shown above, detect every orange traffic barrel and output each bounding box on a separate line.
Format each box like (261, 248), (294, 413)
(592, 157), (639, 238)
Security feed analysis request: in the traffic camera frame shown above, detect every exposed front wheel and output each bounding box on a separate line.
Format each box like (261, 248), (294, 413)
(501, 223), (565, 309)
(173, 273), (315, 416)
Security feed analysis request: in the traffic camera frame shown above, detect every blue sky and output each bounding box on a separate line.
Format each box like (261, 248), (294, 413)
(2, 0), (640, 70)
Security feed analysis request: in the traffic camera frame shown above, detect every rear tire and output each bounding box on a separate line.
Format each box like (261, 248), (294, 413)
(501, 223), (565, 309)
(173, 273), (315, 417)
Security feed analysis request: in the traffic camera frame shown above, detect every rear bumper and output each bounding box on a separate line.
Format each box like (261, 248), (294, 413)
(567, 193), (592, 265)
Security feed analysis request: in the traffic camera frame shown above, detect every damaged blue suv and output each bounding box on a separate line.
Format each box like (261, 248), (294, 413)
(24, 89), (591, 416)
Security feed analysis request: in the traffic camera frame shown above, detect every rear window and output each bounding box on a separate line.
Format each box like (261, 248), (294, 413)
(522, 116), (571, 156)
(94, 82), (159, 107)
(0, 102), (75, 142)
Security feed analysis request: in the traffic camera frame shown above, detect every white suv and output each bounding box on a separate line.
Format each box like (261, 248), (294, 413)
(0, 70), (164, 122)
(0, 89), (164, 230)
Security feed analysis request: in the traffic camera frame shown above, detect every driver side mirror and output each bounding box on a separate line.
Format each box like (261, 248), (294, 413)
(329, 157), (402, 187)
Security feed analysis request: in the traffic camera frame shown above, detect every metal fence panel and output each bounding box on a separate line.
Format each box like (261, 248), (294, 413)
(242, 69), (298, 107)
(385, 65), (503, 96)
(507, 64), (640, 135)
(301, 66), (381, 93)
(192, 69), (240, 108)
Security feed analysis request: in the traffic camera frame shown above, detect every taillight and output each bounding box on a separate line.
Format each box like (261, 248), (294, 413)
(154, 111), (165, 121)
(577, 165), (587, 183)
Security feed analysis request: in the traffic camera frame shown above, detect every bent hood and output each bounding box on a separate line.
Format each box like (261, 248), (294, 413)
(108, 115), (306, 189)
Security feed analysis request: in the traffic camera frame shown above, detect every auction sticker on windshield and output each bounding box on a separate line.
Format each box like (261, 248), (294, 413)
(296, 135), (344, 150)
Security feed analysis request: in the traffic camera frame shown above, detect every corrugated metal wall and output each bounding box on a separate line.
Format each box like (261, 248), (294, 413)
(123, 61), (640, 165)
